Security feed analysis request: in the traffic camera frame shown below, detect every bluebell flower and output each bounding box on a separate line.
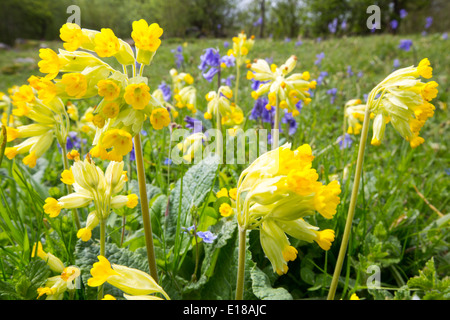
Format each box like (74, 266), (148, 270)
(315, 52), (325, 66)
(281, 112), (298, 135)
(316, 37), (322, 43)
(66, 131), (85, 150)
(326, 88), (338, 104)
(341, 20), (348, 31)
(347, 65), (354, 77)
(202, 67), (219, 82)
(223, 41), (229, 48)
(398, 39), (413, 51)
(393, 58), (400, 69)
(164, 157), (173, 165)
(284, 37), (291, 43)
(390, 19), (398, 30)
(184, 116), (203, 133)
(442, 32), (448, 40)
(221, 75), (235, 87)
(220, 54), (235, 68)
(253, 17), (263, 27)
(425, 16), (433, 29)
(249, 97), (275, 125)
(295, 40), (303, 46)
(337, 134), (353, 150)
(400, 9), (408, 19)
(158, 81), (172, 102)
(357, 71), (364, 78)
(316, 71), (328, 85)
(328, 18), (338, 34)
(197, 231), (217, 243)
(171, 45), (184, 68)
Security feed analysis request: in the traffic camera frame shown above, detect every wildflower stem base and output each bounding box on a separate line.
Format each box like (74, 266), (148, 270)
(327, 104), (371, 300)
(235, 227), (247, 300)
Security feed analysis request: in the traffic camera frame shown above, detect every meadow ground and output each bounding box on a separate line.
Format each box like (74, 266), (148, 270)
(0, 32), (448, 300)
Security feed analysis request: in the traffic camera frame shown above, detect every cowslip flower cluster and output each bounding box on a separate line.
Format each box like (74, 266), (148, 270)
(236, 143), (341, 275)
(203, 86), (244, 127)
(88, 255), (170, 300)
(227, 32), (255, 67)
(344, 99), (368, 135)
(216, 187), (237, 217)
(170, 68), (197, 114)
(36, 21), (170, 163)
(43, 154), (138, 242)
(367, 58), (438, 148)
(32, 242), (81, 300)
(247, 55), (316, 116)
(5, 82), (69, 168)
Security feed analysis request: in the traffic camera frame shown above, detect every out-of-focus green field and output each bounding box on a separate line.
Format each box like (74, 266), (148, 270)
(0, 32), (449, 300)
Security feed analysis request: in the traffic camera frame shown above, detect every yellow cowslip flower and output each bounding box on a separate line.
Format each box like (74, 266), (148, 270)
(102, 102), (120, 119)
(97, 129), (133, 162)
(43, 158), (137, 239)
(38, 48), (60, 80)
(216, 187), (228, 198)
(204, 86), (235, 121)
(59, 23), (92, 52)
(221, 104), (245, 127)
(367, 58), (438, 148)
(229, 188), (237, 200)
(236, 143), (341, 275)
(131, 19), (163, 65)
(94, 28), (121, 58)
(175, 132), (206, 163)
(248, 55), (315, 115)
(60, 168), (75, 185)
(88, 255), (170, 299)
(350, 293), (360, 300)
(227, 32), (255, 67)
(97, 79), (121, 101)
(343, 99), (368, 135)
(219, 202), (234, 217)
(124, 83), (151, 110)
(37, 266), (81, 300)
(174, 86), (197, 112)
(32, 242), (65, 273)
(150, 107), (171, 130)
(5, 85), (68, 168)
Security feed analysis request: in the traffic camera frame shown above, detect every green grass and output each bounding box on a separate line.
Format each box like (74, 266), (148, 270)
(0, 32), (449, 300)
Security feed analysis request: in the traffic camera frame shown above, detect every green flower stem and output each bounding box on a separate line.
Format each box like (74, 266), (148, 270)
(97, 217), (106, 300)
(133, 133), (159, 283)
(272, 98), (280, 149)
(235, 226), (247, 300)
(60, 141), (81, 230)
(235, 65), (240, 105)
(327, 103), (372, 300)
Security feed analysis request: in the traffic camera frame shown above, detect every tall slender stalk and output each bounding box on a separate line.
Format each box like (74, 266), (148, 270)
(327, 103), (372, 300)
(235, 227), (247, 300)
(234, 65), (240, 105)
(97, 218), (106, 300)
(133, 133), (159, 283)
(272, 96), (280, 149)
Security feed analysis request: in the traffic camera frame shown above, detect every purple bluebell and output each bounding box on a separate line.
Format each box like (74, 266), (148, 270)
(202, 66), (219, 83)
(284, 37), (291, 43)
(400, 9), (408, 19)
(328, 18), (338, 34)
(197, 231), (217, 243)
(357, 71), (364, 78)
(390, 19), (398, 30)
(281, 112), (298, 135)
(393, 59), (400, 69)
(249, 97), (275, 125)
(398, 39), (413, 51)
(316, 37), (322, 43)
(158, 81), (171, 102)
(337, 134), (353, 149)
(184, 116), (203, 133)
(253, 17), (263, 27)
(327, 88), (338, 104)
(220, 54), (235, 68)
(425, 16), (433, 29)
(295, 40), (303, 46)
(341, 20), (348, 31)
(66, 131), (85, 150)
(443, 32), (448, 40)
(223, 41), (229, 48)
(315, 52), (325, 66)
(171, 45), (184, 68)
(221, 75), (235, 87)
(164, 158), (172, 165)
(316, 71), (328, 86)
(347, 65), (354, 77)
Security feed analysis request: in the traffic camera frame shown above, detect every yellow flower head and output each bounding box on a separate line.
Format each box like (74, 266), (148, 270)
(219, 202), (233, 217)
(94, 28), (121, 58)
(314, 229), (335, 251)
(97, 79), (121, 101)
(131, 20), (163, 52)
(60, 23), (87, 51)
(216, 188), (228, 198)
(61, 73), (87, 99)
(87, 255), (120, 287)
(101, 129), (133, 162)
(38, 48), (60, 80)
(150, 107), (171, 130)
(124, 83), (151, 110)
(43, 197), (63, 218)
(102, 102), (120, 119)
(61, 168), (75, 185)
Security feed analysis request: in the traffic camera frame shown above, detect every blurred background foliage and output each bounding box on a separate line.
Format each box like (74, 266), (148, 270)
(0, 0), (449, 46)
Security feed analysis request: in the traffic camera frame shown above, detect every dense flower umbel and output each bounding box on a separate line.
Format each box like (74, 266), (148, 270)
(43, 155), (137, 242)
(236, 144), (341, 275)
(247, 56), (316, 116)
(227, 32), (255, 67)
(203, 86), (244, 127)
(36, 21), (169, 162)
(5, 83), (68, 168)
(367, 58), (438, 148)
(88, 255), (170, 299)
(344, 99), (373, 135)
